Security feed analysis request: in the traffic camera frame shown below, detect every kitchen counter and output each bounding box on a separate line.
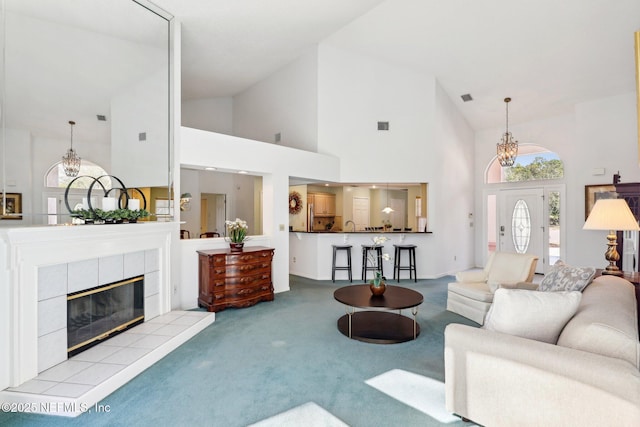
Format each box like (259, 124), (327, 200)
(291, 230), (432, 234)
(289, 230), (434, 281)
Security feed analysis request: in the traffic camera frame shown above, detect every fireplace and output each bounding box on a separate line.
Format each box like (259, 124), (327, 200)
(67, 275), (144, 357)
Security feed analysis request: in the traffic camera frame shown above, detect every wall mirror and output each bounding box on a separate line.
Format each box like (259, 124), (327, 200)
(0, 0), (172, 225)
(180, 168), (263, 239)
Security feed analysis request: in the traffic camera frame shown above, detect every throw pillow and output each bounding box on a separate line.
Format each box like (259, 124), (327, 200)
(538, 260), (595, 292)
(483, 288), (582, 344)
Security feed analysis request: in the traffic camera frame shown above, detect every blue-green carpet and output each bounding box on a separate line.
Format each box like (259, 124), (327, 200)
(1, 275), (479, 427)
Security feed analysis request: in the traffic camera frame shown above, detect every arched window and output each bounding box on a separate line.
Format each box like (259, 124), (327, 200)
(44, 160), (111, 225)
(45, 160), (111, 189)
(486, 145), (564, 184)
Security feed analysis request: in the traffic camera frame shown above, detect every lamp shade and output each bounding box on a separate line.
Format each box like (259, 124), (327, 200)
(583, 199), (640, 231)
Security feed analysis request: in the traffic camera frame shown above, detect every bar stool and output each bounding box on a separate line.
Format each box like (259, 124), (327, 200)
(393, 244), (417, 282)
(331, 245), (352, 283)
(361, 244), (384, 281)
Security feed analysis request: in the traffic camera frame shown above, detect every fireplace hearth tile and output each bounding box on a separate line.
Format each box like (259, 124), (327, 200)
(101, 332), (145, 347)
(147, 312), (184, 324)
(71, 344), (123, 363)
(170, 314), (205, 326)
(182, 310), (209, 317)
(100, 347), (152, 365)
(65, 363), (125, 386)
(127, 321), (164, 334)
(128, 334), (172, 349)
(42, 382), (94, 398)
(7, 379), (57, 394)
(0, 310), (215, 417)
(36, 360), (94, 383)
(152, 323), (190, 336)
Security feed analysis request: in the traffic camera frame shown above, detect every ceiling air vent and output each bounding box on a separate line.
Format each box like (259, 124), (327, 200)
(461, 94), (473, 102)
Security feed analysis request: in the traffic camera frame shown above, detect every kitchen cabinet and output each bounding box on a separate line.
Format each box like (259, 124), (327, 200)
(311, 193), (336, 217)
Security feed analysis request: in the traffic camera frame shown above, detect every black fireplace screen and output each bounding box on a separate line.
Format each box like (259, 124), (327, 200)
(67, 275), (144, 356)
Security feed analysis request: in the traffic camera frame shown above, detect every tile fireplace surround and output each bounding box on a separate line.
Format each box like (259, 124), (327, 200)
(0, 222), (214, 416)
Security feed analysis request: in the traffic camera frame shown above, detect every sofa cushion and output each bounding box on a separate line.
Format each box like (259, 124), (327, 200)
(538, 260), (595, 292)
(557, 275), (639, 368)
(483, 288), (582, 344)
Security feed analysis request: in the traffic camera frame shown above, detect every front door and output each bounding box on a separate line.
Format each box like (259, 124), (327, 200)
(498, 188), (544, 274)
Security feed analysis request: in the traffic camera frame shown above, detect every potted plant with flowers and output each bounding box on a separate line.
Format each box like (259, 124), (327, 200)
(368, 235), (392, 295)
(225, 218), (248, 252)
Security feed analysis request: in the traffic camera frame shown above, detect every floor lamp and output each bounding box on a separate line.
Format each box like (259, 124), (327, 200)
(583, 198), (640, 275)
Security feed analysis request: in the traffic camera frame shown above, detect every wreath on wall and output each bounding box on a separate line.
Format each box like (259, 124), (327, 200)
(289, 191), (303, 215)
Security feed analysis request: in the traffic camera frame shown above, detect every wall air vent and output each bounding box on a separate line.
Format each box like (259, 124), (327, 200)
(377, 121), (389, 131)
(97, 115), (107, 121)
(461, 94), (473, 102)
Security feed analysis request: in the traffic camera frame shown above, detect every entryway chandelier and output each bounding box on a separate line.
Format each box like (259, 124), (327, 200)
(496, 97), (518, 167)
(62, 120), (81, 177)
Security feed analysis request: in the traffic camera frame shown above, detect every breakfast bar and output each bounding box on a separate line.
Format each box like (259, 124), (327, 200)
(289, 231), (433, 281)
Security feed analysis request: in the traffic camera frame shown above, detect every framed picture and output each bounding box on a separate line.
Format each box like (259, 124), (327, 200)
(1, 192), (22, 220)
(585, 184), (617, 220)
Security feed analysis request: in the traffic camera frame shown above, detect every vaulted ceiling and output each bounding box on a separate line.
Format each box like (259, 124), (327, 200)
(158, 0), (640, 131)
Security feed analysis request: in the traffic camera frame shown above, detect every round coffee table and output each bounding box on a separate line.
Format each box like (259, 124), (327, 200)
(333, 284), (423, 344)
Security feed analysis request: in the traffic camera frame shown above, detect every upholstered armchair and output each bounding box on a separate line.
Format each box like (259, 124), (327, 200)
(446, 252), (539, 325)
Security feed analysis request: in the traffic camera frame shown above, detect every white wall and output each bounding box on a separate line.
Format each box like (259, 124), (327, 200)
(317, 44), (437, 182)
(200, 42), (476, 278)
(182, 97), (233, 135)
(433, 83), (476, 273)
(111, 68), (169, 188)
(233, 48), (318, 151)
(474, 91), (638, 269)
(317, 45), (475, 276)
(180, 126), (341, 296)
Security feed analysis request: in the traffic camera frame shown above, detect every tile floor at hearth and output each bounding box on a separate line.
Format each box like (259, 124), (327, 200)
(6, 310), (212, 398)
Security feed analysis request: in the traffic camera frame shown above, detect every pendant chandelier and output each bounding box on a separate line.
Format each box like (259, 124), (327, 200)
(62, 120), (81, 177)
(382, 183), (394, 214)
(496, 97), (518, 167)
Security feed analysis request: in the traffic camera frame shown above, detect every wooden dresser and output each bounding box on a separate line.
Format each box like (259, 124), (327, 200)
(197, 246), (275, 312)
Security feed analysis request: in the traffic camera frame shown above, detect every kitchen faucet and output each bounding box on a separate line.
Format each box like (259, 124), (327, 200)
(345, 220), (355, 232)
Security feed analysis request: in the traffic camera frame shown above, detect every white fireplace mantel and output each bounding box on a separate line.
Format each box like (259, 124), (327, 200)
(0, 222), (178, 389)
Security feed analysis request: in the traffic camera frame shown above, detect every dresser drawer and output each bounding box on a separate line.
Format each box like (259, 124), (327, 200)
(210, 261), (271, 278)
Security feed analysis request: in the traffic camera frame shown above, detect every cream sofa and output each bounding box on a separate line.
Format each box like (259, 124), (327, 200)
(444, 275), (640, 427)
(447, 252), (539, 325)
